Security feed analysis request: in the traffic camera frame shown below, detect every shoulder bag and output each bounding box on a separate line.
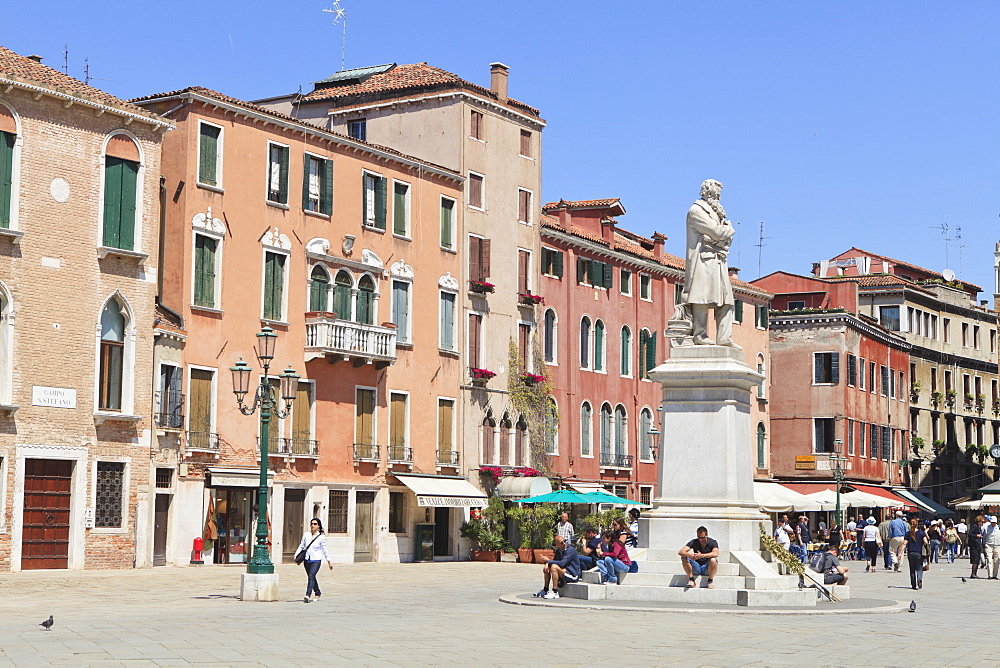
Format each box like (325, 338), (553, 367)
(295, 534), (320, 565)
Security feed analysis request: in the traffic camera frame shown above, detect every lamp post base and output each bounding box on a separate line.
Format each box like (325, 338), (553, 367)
(240, 573), (280, 602)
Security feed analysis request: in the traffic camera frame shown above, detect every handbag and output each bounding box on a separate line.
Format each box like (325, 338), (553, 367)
(922, 562), (930, 571)
(294, 534), (320, 565)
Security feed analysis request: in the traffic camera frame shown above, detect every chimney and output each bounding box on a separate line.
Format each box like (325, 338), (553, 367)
(555, 200), (571, 230)
(490, 62), (509, 103)
(652, 232), (666, 260)
(27, 54), (43, 63)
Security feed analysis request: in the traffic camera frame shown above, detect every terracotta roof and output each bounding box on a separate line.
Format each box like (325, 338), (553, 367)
(822, 274), (933, 293)
(839, 247), (940, 278)
(131, 86), (459, 177)
(299, 62), (541, 117)
(542, 198), (623, 212)
(0, 46), (161, 120)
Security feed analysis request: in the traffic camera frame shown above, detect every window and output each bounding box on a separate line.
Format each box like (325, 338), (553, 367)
(756, 423), (767, 468)
(187, 368), (214, 447)
(600, 403), (612, 458)
(291, 382), (313, 452)
(468, 313), (482, 368)
(388, 491), (406, 533)
(847, 418), (855, 455)
(482, 414), (496, 464)
(303, 154), (333, 215)
(593, 320), (605, 372)
(391, 280), (410, 342)
(846, 354), (857, 387)
(440, 197), (455, 249)
(543, 309), (556, 363)
(640, 408), (654, 461)
(310, 266), (330, 312)
(156, 364), (183, 429)
(639, 329), (657, 379)
(518, 249), (531, 294)
(788, 300), (806, 310)
(756, 354), (766, 399)
(518, 323), (531, 373)
(544, 398), (558, 454)
(363, 172), (387, 230)
(870, 424), (879, 458)
(262, 252), (286, 321)
(392, 181), (410, 236)
(881, 426), (891, 460)
(734, 299), (743, 323)
(879, 306), (900, 331)
(614, 405), (627, 457)
(266, 142), (289, 205)
(756, 305), (769, 329)
(581, 401), (593, 457)
(541, 247), (564, 277)
(519, 129), (531, 157)
(198, 122), (222, 187)
(355, 388), (376, 446)
(469, 172), (484, 209)
(439, 291), (456, 350)
(640, 486), (652, 506)
(333, 271), (353, 320)
(356, 275), (375, 325)
(389, 392), (408, 459)
(0, 111), (16, 229)
(580, 317), (591, 369)
(974, 325), (982, 350)
(348, 119), (366, 141)
(869, 361), (877, 394)
(155, 468), (173, 489)
(859, 357), (866, 390)
(470, 110), (484, 140)
(328, 490), (348, 533)
(621, 269), (632, 295)
(577, 258), (613, 289)
(639, 274), (651, 300)
(469, 235), (492, 281)
(962, 322), (969, 347)
(517, 188), (532, 224)
(880, 365), (889, 397)
(437, 399), (455, 461)
(102, 136), (140, 250)
(94, 462), (125, 528)
(813, 352), (839, 384)
(99, 300), (126, 411)
(193, 234), (219, 308)
(620, 326), (632, 376)
(858, 421), (866, 458)
(499, 414), (512, 466)
(943, 318), (951, 343)
(814, 418), (836, 453)
(992, 329), (997, 354)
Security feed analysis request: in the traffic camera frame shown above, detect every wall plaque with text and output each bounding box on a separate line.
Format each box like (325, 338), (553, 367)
(32, 386), (77, 409)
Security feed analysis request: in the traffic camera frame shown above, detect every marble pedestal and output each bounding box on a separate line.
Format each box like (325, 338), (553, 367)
(240, 573), (279, 602)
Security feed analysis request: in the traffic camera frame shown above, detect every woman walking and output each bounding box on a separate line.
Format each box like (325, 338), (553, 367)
(926, 521), (941, 564)
(862, 518), (881, 572)
(968, 514), (985, 579)
(943, 520), (959, 563)
(903, 518), (928, 590)
(297, 518), (333, 602)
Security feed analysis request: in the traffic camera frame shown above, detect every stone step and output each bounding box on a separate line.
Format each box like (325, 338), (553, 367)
(580, 570), (800, 590)
(560, 582), (815, 607)
(627, 560), (742, 576)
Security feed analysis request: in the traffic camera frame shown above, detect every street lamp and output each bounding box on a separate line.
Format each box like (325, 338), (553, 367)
(831, 438), (847, 528)
(230, 325), (299, 574)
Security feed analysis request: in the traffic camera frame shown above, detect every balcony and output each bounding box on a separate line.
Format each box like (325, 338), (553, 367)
(388, 445), (413, 464)
(154, 391), (184, 430)
(436, 450), (460, 467)
(353, 442), (381, 463)
(257, 436), (319, 460)
(305, 315), (397, 366)
(600, 452), (634, 469)
(185, 431), (220, 455)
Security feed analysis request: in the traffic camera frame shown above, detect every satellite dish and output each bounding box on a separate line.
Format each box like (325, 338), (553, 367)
(942, 269), (956, 282)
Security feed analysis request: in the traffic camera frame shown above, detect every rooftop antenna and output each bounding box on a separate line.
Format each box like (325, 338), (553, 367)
(322, 1), (348, 71)
(82, 58), (112, 86)
(931, 223), (952, 269)
(954, 225), (966, 280)
(62, 44), (68, 74)
(754, 221), (771, 278)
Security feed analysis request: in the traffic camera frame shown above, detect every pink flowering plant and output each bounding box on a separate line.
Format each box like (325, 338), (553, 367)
(521, 373), (544, 384)
(469, 368), (497, 381)
(519, 293), (544, 305)
(469, 280), (496, 294)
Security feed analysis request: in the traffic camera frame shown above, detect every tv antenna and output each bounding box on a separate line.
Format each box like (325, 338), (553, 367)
(754, 221), (771, 278)
(62, 44), (69, 74)
(954, 225), (966, 280)
(83, 59), (112, 86)
(322, 1), (348, 72)
(931, 223), (953, 269)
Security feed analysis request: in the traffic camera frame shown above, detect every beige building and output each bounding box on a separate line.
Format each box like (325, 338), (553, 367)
(0, 47), (171, 570)
(258, 63), (545, 492)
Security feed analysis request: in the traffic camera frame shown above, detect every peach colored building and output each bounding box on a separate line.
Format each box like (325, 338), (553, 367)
(133, 87), (469, 564)
(0, 47), (171, 571)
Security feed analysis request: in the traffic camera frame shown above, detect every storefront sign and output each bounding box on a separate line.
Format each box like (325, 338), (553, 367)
(32, 386), (77, 409)
(795, 455), (816, 470)
(207, 468), (274, 488)
(417, 496), (485, 507)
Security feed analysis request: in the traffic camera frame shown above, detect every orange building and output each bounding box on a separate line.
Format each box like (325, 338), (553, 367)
(134, 88), (470, 564)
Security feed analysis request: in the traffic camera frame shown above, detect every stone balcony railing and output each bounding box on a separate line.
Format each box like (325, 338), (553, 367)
(305, 315), (397, 365)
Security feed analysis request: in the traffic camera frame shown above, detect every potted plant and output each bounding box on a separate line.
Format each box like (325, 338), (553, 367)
(460, 519), (505, 561)
(469, 279), (496, 294)
(910, 380), (921, 402)
(994, 398), (1000, 416)
(520, 372), (544, 387)
(911, 436), (925, 454)
(976, 394), (985, 413)
(946, 389), (957, 408)
(964, 393), (975, 410)
(509, 505), (558, 563)
(469, 367), (497, 387)
(518, 293), (544, 306)
(931, 390), (943, 407)
(932, 439), (946, 455)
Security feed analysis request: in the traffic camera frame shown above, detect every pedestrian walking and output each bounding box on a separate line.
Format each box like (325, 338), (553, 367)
(956, 517), (969, 557)
(887, 511), (908, 572)
(862, 518), (881, 572)
(926, 521), (941, 564)
(296, 518), (333, 602)
(943, 520), (959, 563)
(984, 516), (1000, 579)
(878, 514), (893, 570)
(968, 514), (985, 579)
(903, 518), (928, 590)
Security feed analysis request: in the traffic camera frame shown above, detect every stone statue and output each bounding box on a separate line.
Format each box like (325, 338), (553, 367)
(667, 179), (739, 349)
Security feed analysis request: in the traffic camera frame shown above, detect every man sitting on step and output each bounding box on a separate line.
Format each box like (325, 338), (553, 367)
(534, 534), (581, 600)
(679, 526), (720, 589)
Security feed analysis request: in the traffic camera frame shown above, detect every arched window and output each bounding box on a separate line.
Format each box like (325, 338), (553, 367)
(499, 414), (512, 466)
(580, 401), (593, 457)
(600, 403), (612, 462)
(356, 275), (376, 324)
(544, 398), (559, 454)
(102, 133), (141, 251)
(639, 329), (656, 379)
(515, 416), (527, 466)
(640, 407), (653, 461)
(0, 102), (20, 231)
(614, 405), (628, 459)
(593, 320), (605, 372)
(543, 309), (556, 363)
(0, 282), (13, 404)
(309, 265), (330, 312)
(756, 353), (766, 399)
(99, 299), (127, 411)
(333, 271), (353, 320)
(757, 422), (767, 469)
(580, 317), (591, 369)
(482, 413), (496, 465)
(620, 326), (632, 376)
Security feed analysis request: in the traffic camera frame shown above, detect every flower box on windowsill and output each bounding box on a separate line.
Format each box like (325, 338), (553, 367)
(469, 280), (495, 294)
(470, 368), (496, 387)
(521, 373), (544, 386)
(518, 293), (544, 306)
(97, 246), (149, 262)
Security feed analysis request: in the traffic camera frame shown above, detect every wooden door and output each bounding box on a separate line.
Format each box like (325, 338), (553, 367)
(282, 489), (305, 563)
(354, 491), (375, 562)
(153, 495), (170, 566)
(21, 459), (73, 570)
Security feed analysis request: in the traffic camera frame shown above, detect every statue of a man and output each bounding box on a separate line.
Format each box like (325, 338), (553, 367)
(679, 179), (738, 348)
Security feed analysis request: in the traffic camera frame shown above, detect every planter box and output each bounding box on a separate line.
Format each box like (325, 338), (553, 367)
(517, 548), (534, 564)
(471, 550), (501, 562)
(471, 378), (488, 388)
(533, 549), (555, 563)
(500, 552), (517, 563)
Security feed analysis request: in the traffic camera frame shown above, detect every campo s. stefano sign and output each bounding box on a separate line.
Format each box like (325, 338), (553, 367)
(32, 386), (77, 409)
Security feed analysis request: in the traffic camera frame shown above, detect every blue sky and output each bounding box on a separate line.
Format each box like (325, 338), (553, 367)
(4, 1), (999, 293)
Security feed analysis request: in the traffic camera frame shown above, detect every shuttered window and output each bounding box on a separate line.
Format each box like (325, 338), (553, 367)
(543, 309), (556, 363)
(292, 383), (312, 443)
(847, 354), (857, 386)
(519, 129), (531, 157)
(518, 249), (530, 294)
(620, 270), (632, 295)
(363, 173), (387, 229)
(193, 234), (217, 308)
(437, 399), (454, 453)
(542, 247), (563, 277)
(639, 274), (651, 300)
(580, 318), (591, 369)
(302, 155), (333, 214)
(440, 292), (456, 350)
(469, 173), (484, 209)
(391, 280), (410, 342)
(267, 143), (289, 204)
(518, 189), (531, 224)
(333, 271), (352, 321)
(102, 156), (138, 250)
(356, 276), (375, 325)
(262, 252), (285, 321)
(468, 314), (482, 368)
(469, 236), (491, 282)
(600, 404), (612, 456)
(581, 402), (593, 457)
(470, 110), (484, 140)
(734, 299), (744, 323)
(593, 320), (605, 371)
(518, 323), (531, 373)
(188, 368), (214, 434)
(309, 266), (330, 312)
(390, 393), (407, 448)
(198, 123), (221, 186)
(440, 198), (455, 249)
(393, 182), (409, 235)
(813, 352), (839, 384)
(620, 326), (631, 376)
(639, 330), (657, 379)
(814, 417), (836, 453)
(355, 388), (375, 445)
(0, 130), (14, 229)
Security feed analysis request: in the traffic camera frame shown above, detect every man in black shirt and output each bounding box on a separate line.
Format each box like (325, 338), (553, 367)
(577, 526), (602, 571)
(678, 526), (720, 589)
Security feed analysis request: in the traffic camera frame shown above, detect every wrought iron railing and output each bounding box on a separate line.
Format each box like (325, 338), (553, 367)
(353, 443), (381, 461)
(436, 449), (460, 466)
(388, 445), (412, 462)
(154, 391), (184, 429)
(600, 452), (634, 468)
(186, 431), (220, 451)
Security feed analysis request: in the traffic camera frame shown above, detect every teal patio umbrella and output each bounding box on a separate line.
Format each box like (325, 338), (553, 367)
(516, 489), (616, 504)
(590, 491), (651, 507)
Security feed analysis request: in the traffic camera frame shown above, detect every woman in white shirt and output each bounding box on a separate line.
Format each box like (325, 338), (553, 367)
(297, 518), (333, 603)
(862, 518), (881, 573)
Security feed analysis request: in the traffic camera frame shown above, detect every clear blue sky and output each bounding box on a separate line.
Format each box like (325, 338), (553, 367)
(4, 2), (999, 294)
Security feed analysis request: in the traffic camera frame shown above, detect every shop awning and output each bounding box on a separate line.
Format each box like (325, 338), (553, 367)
(850, 484), (915, 510)
(892, 488), (955, 516)
(754, 482), (827, 512)
(568, 482), (610, 495)
(780, 482), (915, 510)
(496, 476), (552, 500)
(955, 494), (1000, 510)
(394, 474), (487, 507)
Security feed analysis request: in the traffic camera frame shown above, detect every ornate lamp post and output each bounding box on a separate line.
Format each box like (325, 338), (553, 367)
(230, 326), (299, 575)
(832, 438), (847, 528)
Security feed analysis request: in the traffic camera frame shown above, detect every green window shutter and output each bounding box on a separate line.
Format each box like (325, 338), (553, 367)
(393, 183), (407, 235)
(264, 253), (285, 320)
(553, 250), (564, 278)
(334, 275), (352, 320)
(194, 235), (217, 307)
(198, 125), (218, 186)
(102, 158), (123, 247)
(117, 159), (138, 250)
(761, 305), (769, 328)
(0, 131), (14, 228)
(734, 300), (743, 322)
(321, 159), (333, 215)
(589, 260), (600, 286)
(646, 332), (657, 377)
(577, 258), (586, 283)
(309, 277), (326, 312)
(263, 253), (275, 319)
(302, 155), (312, 210)
(440, 199), (453, 248)
(594, 322), (604, 371)
(357, 287), (374, 325)
(603, 263), (613, 289)
(362, 176), (370, 225)
(374, 176), (387, 229)
(278, 147), (289, 204)
(440, 292), (455, 349)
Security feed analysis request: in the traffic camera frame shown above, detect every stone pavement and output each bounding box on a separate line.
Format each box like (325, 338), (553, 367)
(0, 557), (998, 666)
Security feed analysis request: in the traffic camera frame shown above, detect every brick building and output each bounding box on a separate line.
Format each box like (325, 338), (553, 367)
(0, 47), (171, 570)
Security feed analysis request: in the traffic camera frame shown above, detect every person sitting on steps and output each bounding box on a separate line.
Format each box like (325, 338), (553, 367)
(679, 526), (720, 589)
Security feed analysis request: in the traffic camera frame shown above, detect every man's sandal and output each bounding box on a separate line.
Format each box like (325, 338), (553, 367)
(685, 578), (696, 589)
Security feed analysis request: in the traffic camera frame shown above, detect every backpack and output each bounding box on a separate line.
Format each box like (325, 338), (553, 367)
(808, 551), (828, 573)
(945, 528), (958, 544)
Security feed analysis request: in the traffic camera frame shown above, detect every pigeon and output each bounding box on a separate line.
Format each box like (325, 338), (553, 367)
(962, 577), (967, 583)
(39, 615), (53, 631)
(908, 600), (916, 613)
